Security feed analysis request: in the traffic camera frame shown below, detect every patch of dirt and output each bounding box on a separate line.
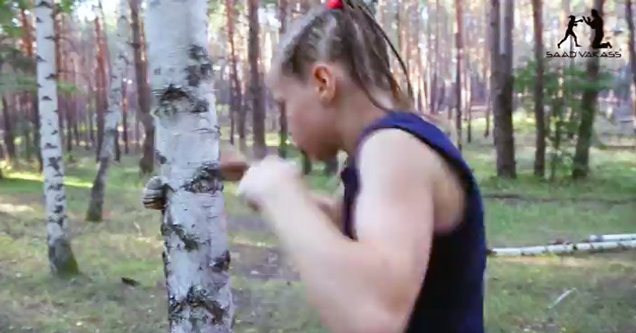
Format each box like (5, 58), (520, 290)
(230, 243), (299, 282)
(228, 215), (274, 234)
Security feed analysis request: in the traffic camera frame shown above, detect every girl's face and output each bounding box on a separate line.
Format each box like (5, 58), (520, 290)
(266, 66), (340, 161)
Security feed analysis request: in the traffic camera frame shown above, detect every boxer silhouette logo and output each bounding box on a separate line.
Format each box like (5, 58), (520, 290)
(546, 8), (621, 58)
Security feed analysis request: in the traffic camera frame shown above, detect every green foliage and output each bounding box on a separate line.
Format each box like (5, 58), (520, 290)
(0, 73), (77, 95)
(515, 60), (613, 180)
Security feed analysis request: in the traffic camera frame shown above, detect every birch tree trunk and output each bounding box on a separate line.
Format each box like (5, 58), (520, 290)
(35, 0), (79, 277)
(145, 0), (234, 331)
(86, 0), (130, 222)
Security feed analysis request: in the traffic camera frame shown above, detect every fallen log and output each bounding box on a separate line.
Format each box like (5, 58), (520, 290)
(488, 239), (636, 257)
(583, 233), (636, 243)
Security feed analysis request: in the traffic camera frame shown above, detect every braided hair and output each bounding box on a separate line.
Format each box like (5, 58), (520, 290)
(275, 0), (414, 112)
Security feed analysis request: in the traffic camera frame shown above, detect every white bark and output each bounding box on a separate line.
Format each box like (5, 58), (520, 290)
(35, 0), (78, 275)
(86, 0), (130, 221)
(489, 239), (636, 257)
(583, 233), (636, 243)
(145, 0), (234, 332)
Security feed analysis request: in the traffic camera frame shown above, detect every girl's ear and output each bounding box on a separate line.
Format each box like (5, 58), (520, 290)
(311, 62), (337, 105)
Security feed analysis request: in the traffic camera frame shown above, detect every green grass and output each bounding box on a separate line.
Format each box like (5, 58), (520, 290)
(1, 120), (635, 332)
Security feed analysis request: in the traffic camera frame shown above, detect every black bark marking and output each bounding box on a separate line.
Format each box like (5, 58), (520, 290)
(168, 285), (228, 325)
(188, 45), (208, 61)
(192, 99), (209, 113)
(45, 73), (56, 80)
(47, 183), (63, 191)
(36, 55), (45, 63)
(162, 219), (199, 252)
(183, 162), (223, 194)
(155, 150), (167, 164)
(36, 1), (53, 9)
(43, 142), (56, 150)
(45, 36), (55, 41)
(154, 68), (161, 75)
(211, 250), (231, 273)
(186, 65), (201, 87)
(36, 17), (42, 23)
(43, 96), (52, 101)
(52, 129), (58, 136)
(53, 205), (64, 216)
(161, 250), (171, 281)
(48, 157), (61, 172)
(159, 84), (187, 103)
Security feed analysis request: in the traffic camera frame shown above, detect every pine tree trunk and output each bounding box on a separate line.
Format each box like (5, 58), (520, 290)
(494, 0), (516, 178)
(130, 0), (155, 174)
(95, 17), (106, 161)
(484, 0), (491, 138)
(123, 86), (130, 154)
(87, 0), (130, 222)
(145, 0), (234, 330)
(2, 95), (16, 160)
(35, 0), (80, 277)
(532, 0), (546, 178)
(21, 8), (43, 171)
(572, 0), (604, 179)
(627, 0), (636, 93)
(87, 82), (95, 149)
(248, 0), (266, 159)
(225, 0), (240, 146)
(489, 0), (499, 141)
(455, 0), (463, 152)
(278, 0), (289, 158)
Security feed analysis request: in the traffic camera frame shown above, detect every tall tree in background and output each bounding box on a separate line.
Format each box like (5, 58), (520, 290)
(532, 0), (546, 178)
(489, 0), (500, 141)
(129, 0), (154, 175)
(627, 0), (636, 97)
(572, 0), (604, 179)
(493, 0), (516, 178)
(35, 0), (79, 277)
(455, 0), (464, 152)
(145, 0), (234, 330)
(19, 6), (43, 171)
(94, 16), (107, 161)
(86, 0), (130, 222)
(225, 0), (242, 146)
(248, 0), (267, 159)
(277, 0), (289, 158)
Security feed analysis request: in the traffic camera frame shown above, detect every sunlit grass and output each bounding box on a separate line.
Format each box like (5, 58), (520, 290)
(0, 126), (635, 332)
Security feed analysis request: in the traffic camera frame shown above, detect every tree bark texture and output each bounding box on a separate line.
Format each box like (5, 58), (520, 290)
(87, 0), (130, 222)
(532, 0), (546, 178)
(129, 0), (155, 175)
(494, 0), (516, 178)
(248, 0), (266, 159)
(35, 0), (79, 277)
(145, 0), (234, 331)
(572, 0), (604, 179)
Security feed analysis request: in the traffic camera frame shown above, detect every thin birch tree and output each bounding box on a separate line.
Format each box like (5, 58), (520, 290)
(35, 0), (79, 276)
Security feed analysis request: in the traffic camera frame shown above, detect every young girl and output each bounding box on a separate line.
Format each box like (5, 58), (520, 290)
(236, 1), (486, 332)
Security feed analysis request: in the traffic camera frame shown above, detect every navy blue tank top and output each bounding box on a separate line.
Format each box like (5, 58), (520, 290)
(340, 111), (486, 332)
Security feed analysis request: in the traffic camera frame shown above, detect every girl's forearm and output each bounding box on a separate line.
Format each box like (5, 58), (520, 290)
(260, 187), (402, 333)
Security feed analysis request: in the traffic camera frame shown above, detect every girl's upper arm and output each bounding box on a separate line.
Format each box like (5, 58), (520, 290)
(352, 129), (441, 320)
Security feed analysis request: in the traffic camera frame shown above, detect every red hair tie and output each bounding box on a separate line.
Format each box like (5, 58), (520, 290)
(326, 0), (343, 9)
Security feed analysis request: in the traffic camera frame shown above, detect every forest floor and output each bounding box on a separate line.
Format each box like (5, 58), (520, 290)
(0, 116), (635, 333)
